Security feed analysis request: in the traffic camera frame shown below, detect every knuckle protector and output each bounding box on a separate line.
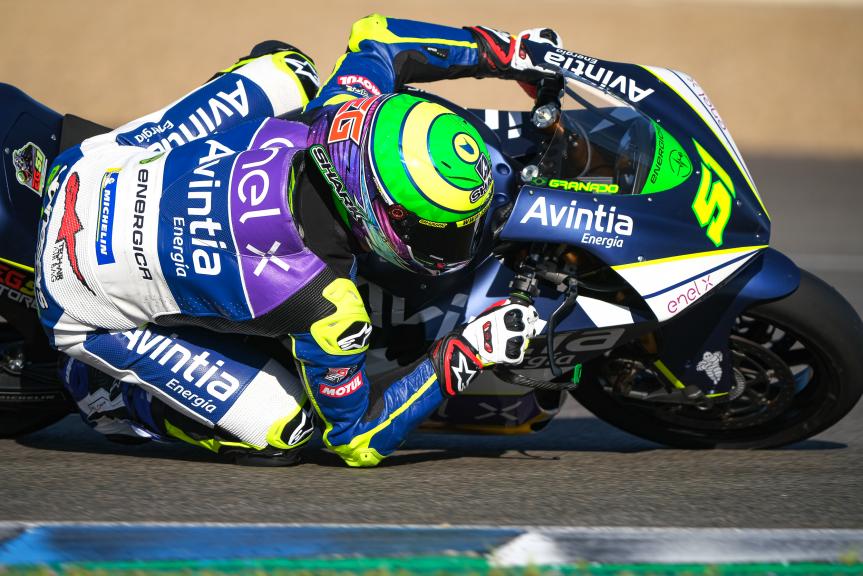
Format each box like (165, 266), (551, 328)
(430, 334), (483, 397)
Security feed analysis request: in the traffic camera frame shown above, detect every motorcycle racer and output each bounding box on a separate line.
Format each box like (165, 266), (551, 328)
(35, 15), (558, 467)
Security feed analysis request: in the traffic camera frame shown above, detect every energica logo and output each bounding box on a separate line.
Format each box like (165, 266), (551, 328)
(519, 195), (634, 248)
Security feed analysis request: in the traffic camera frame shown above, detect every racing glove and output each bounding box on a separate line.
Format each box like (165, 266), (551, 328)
(430, 300), (540, 397)
(466, 25), (563, 82)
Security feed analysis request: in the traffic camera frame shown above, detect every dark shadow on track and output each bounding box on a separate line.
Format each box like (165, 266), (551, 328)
(14, 412), (848, 468)
(15, 414), (661, 465)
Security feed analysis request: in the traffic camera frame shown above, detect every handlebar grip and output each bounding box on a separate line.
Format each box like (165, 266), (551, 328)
(508, 291), (534, 306)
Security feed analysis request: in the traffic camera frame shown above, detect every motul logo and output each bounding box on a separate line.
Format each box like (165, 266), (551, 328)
(319, 373), (363, 398)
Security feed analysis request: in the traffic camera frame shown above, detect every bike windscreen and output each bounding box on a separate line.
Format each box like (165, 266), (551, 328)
(531, 76), (657, 195)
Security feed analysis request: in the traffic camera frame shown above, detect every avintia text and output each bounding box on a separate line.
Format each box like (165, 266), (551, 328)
(123, 327), (241, 411)
(139, 80), (250, 153)
(544, 49), (655, 103)
(519, 196), (634, 248)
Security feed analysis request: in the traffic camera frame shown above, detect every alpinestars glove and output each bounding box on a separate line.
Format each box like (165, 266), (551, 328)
(466, 25), (563, 81)
(430, 300), (540, 397)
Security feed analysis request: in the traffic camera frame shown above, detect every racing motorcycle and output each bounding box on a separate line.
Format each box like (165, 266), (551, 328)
(1, 40), (861, 450)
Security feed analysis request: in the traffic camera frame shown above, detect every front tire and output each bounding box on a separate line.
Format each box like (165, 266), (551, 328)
(573, 270), (863, 449)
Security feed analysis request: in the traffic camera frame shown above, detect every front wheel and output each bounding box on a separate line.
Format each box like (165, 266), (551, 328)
(573, 270), (863, 449)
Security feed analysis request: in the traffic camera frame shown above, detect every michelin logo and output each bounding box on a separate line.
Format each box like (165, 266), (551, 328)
(96, 169), (119, 265)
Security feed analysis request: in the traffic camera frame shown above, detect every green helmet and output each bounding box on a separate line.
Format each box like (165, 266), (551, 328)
(318, 93), (495, 275)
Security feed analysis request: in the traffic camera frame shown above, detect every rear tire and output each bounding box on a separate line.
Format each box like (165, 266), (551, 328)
(0, 334), (71, 438)
(573, 270), (863, 449)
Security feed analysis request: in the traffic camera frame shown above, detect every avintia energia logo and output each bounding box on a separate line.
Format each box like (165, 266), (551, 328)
(123, 327), (242, 414)
(519, 196), (634, 248)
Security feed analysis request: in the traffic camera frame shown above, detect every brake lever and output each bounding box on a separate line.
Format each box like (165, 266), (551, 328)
(546, 278), (578, 378)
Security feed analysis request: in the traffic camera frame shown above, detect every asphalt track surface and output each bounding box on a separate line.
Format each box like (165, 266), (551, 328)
(0, 154), (861, 528)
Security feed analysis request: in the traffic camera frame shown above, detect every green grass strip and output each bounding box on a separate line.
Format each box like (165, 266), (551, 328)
(1, 556), (862, 575)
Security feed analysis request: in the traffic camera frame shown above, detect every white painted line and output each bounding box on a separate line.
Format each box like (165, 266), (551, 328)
(1, 523), (862, 567)
(490, 532), (568, 567)
(496, 527), (863, 566)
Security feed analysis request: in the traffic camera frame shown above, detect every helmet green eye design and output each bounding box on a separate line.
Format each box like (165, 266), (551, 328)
(363, 94), (494, 274)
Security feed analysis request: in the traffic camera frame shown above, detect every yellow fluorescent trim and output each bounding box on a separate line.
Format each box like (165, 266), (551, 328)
(271, 52), (313, 106)
(654, 360), (686, 390)
(330, 372), (439, 467)
(309, 278), (371, 356)
(313, 53), (348, 104)
(0, 256), (35, 273)
(322, 94), (356, 107)
(265, 396), (310, 449)
(289, 336), (335, 446)
(348, 14), (476, 52)
(353, 372), (438, 443)
(639, 66), (769, 219)
(164, 421), (264, 453)
(612, 244), (767, 271)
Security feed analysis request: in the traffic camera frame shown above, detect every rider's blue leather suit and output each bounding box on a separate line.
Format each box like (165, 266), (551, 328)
(36, 15), (500, 466)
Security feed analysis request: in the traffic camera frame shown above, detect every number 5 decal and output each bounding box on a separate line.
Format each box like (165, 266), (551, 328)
(691, 140), (735, 247)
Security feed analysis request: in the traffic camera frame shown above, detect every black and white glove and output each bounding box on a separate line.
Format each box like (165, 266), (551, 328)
(430, 300), (540, 397)
(467, 25), (563, 81)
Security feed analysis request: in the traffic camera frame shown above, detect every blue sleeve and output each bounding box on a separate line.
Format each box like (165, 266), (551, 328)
(92, 49), (317, 151)
(307, 14), (481, 109)
(286, 277), (442, 467)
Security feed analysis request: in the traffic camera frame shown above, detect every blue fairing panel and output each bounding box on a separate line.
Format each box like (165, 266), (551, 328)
(0, 83), (62, 268)
(500, 185), (768, 269)
(655, 248), (800, 395)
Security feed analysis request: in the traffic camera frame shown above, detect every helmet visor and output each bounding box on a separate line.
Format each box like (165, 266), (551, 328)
(386, 204), (488, 273)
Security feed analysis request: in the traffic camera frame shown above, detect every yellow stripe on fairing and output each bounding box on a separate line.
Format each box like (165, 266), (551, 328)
(0, 256), (34, 273)
(612, 244), (767, 271)
(639, 66), (769, 218)
(654, 360), (686, 390)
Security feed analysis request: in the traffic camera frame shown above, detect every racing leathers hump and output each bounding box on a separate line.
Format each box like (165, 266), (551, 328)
(37, 16), (517, 467)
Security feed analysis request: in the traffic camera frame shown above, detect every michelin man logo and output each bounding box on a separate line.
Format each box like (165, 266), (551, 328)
(696, 351), (723, 385)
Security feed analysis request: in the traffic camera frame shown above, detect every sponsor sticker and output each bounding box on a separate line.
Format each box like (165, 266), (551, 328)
(324, 367), (351, 383)
(337, 75), (381, 97)
(319, 372), (364, 398)
(96, 169), (120, 265)
(424, 46), (449, 59)
(0, 261), (35, 309)
(12, 142), (47, 196)
(518, 195), (634, 248)
(696, 350), (723, 385)
(54, 172), (94, 293)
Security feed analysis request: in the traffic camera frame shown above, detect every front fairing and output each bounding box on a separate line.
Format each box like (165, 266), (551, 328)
(533, 46), (771, 249)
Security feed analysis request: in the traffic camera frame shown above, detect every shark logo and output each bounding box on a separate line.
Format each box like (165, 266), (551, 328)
(55, 172), (94, 294)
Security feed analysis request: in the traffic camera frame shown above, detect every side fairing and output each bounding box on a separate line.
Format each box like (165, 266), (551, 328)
(500, 186), (767, 321)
